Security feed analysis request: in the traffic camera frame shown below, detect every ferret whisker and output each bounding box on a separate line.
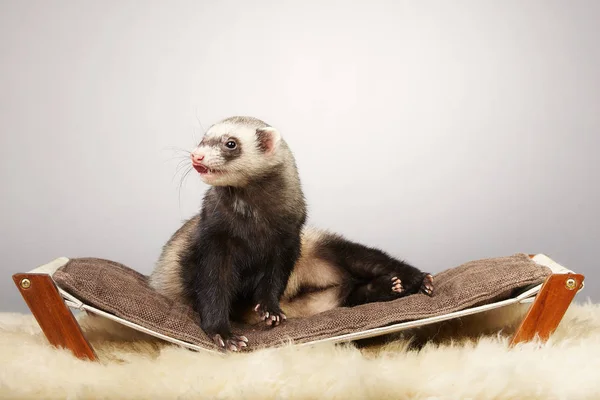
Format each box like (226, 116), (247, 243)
(171, 164), (190, 184)
(194, 109), (206, 144)
(163, 146), (192, 156)
(211, 187), (222, 216)
(166, 145), (191, 152)
(171, 153), (190, 161)
(177, 165), (194, 211)
(165, 156), (192, 165)
(170, 153), (191, 158)
(175, 158), (191, 172)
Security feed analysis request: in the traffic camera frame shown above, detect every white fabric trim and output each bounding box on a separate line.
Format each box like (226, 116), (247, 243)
(27, 257), (83, 309)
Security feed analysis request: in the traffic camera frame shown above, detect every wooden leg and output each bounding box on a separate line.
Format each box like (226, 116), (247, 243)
(12, 273), (98, 361)
(510, 272), (584, 346)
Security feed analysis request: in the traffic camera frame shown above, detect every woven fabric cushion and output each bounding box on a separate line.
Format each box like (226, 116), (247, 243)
(53, 254), (551, 351)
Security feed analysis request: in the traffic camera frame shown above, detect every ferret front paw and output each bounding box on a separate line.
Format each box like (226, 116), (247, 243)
(254, 303), (286, 327)
(420, 273), (434, 296)
(391, 276), (404, 293)
(212, 333), (248, 352)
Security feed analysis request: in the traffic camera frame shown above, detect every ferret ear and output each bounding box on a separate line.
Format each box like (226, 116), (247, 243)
(256, 127), (281, 154)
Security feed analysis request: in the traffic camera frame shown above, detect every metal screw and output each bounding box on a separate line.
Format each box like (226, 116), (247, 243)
(566, 278), (577, 290)
(20, 278), (31, 289)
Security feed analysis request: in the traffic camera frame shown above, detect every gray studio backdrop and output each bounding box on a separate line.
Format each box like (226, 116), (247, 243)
(1, 1), (599, 312)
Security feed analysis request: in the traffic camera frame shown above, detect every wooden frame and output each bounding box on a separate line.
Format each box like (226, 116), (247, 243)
(12, 258), (585, 361)
(12, 273), (97, 361)
(510, 271), (584, 346)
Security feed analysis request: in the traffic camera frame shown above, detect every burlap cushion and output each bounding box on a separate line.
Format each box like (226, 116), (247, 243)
(52, 253), (550, 351)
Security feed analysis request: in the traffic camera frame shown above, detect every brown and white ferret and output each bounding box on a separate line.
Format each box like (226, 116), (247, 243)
(149, 116), (433, 351)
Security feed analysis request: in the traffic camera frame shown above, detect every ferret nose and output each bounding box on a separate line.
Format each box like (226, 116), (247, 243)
(191, 153), (204, 164)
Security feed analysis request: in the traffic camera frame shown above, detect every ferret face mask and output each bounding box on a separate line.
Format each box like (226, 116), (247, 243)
(190, 119), (281, 187)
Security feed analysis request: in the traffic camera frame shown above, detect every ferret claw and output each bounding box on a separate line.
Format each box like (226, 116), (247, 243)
(212, 334), (248, 352)
(254, 303), (286, 327)
(421, 274), (434, 296)
(266, 314), (281, 326)
(391, 276), (404, 293)
(213, 334), (225, 348)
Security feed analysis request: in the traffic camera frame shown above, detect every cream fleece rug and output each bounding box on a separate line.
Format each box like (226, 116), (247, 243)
(1, 301), (599, 400)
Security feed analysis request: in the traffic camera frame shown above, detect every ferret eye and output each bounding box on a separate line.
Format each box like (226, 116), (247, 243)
(225, 140), (237, 149)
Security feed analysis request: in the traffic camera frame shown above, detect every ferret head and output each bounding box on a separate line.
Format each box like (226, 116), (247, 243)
(190, 116), (284, 187)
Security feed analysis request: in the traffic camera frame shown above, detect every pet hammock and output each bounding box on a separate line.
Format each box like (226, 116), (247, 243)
(12, 253), (584, 361)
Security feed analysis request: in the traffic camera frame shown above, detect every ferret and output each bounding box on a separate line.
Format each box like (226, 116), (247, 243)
(149, 116), (433, 352)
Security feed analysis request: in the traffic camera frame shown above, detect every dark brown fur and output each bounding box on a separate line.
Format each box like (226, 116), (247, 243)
(150, 116), (434, 352)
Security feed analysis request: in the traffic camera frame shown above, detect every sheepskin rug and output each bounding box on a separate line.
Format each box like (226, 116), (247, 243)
(2, 301), (600, 400)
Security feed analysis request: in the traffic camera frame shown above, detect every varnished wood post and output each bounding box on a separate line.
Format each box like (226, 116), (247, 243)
(12, 273), (97, 361)
(510, 272), (584, 346)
